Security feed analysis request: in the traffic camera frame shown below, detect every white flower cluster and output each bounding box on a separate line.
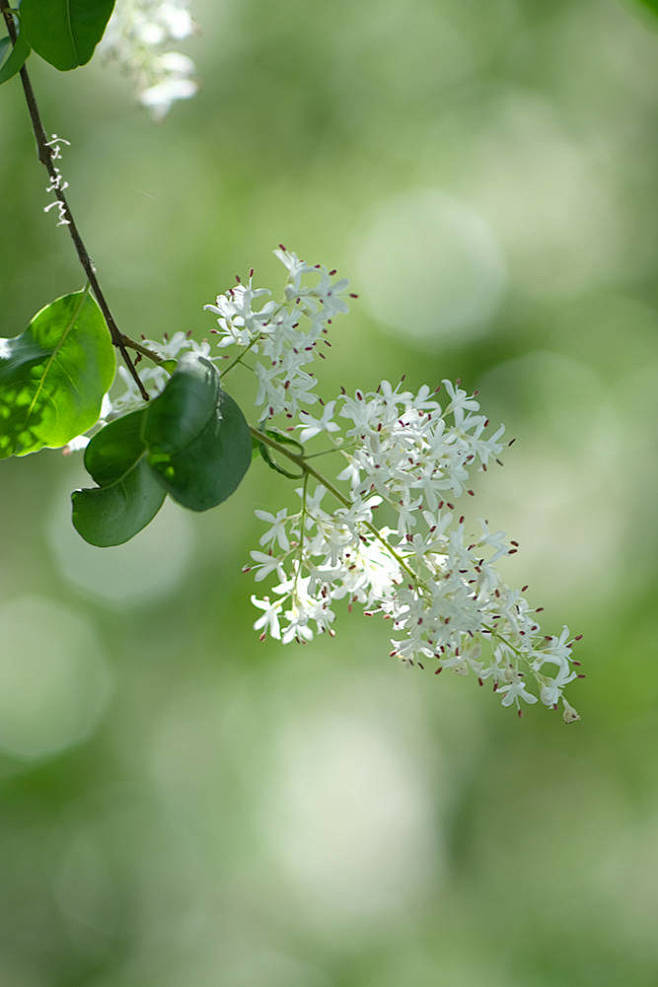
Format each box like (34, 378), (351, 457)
(70, 247), (583, 722)
(100, 0), (197, 119)
(204, 247), (352, 419)
(214, 249), (584, 723)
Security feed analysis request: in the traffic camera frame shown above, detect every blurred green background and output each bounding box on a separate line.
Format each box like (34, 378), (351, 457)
(2, 0), (658, 984)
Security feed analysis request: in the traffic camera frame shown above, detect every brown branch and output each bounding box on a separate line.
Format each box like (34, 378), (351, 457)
(118, 334), (166, 364)
(0, 1), (150, 401)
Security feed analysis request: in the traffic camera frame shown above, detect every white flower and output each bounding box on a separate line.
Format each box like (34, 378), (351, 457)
(140, 75), (197, 120)
(255, 508), (291, 552)
(442, 378), (481, 427)
(144, 330), (191, 359)
(246, 551), (285, 582)
(498, 675), (539, 709)
(205, 250), (349, 419)
(297, 401), (340, 443)
(539, 670), (577, 707)
(251, 596), (282, 640)
(273, 247), (314, 289)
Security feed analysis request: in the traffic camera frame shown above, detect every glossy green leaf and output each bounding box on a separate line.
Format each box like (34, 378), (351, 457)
(636, 0), (658, 14)
(0, 291), (116, 459)
(20, 0), (115, 71)
(71, 356), (252, 545)
(145, 354), (219, 456)
(71, 410), (165, 547)
(84, 407), (147, 485)
(145, 355), (252, 511)
(0, 25), (31, 85)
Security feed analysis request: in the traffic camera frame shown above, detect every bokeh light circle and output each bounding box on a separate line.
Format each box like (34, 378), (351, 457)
(264, 705), (436, 925)
(353, 188), (506, 345)
(0, 595), (113, 759)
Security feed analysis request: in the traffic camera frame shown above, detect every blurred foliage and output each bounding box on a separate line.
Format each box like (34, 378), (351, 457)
(1, 0), (658, 984)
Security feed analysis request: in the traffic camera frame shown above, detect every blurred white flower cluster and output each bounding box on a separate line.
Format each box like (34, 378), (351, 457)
(100, 0), (197, 119)
(204, 249), (583, 722)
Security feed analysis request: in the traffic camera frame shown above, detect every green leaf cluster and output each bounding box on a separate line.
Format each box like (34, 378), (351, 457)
(1, 1), (116, 83)
(72, 355), (252, 546)
(0, 290), (115, 458)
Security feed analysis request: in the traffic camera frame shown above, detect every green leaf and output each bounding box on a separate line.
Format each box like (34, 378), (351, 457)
(258, 425), (305, 456)
(0, 291), (116, 459)
(71, 355), (252, 546)
(84, 408), (146, 485)
(145, 354), (219, 456)
(0, 26), (31, 85)
(71, 410), (165, 547)
(145, 354), (252, 511)
(20, 0), (115, 71)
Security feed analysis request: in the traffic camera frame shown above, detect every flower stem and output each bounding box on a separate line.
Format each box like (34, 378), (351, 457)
(0, 0), (149, 401)
(119, 335), (167, 364)
(249, 426), (418, 584)
(220, 335), (263, 378)
(294, 473), (310, 594)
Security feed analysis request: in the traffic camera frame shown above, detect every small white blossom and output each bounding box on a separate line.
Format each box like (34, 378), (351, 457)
(251, 596), (282, 640)
(255, 508), (291, 552)
(297, 401), (340, 443)
(498, 674), (539, 710)
(246, 551), (286, 583)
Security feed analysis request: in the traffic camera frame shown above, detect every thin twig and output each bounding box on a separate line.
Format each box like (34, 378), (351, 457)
(220, 334), (263, 378)
(119, 334), (166, 364)
(0, 0), (149, 401)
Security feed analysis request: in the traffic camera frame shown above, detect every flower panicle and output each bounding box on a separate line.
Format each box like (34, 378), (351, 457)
(69, 244), (582, 722)
(232, 248), (582, 722)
